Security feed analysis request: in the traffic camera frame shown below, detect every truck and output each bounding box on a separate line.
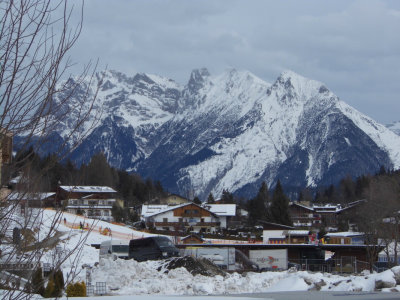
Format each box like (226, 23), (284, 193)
(249, 249), (288, 271)
(99, 239), (129, 260)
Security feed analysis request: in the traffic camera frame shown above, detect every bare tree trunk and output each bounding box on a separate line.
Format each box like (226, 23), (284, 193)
(0, 1), (100, 299)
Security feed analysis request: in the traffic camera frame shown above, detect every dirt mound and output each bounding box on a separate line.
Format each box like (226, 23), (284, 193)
(159, 256), (226, 277)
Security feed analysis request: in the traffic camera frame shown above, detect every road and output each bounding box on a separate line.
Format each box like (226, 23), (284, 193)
(33, 291), (399, 300)
(231, 291), (400, 300)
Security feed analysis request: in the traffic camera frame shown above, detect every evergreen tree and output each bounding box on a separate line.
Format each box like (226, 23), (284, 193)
(43, 278), (55, 298)
(339, 175), (356, 204)
(269, 180), (292, 226)
(84, 152), (114, 187)
(193, 197), (201, 205)
(247, 182), (269, 225)
(220, 189), (234, 204)
(207, 193), (215, 204)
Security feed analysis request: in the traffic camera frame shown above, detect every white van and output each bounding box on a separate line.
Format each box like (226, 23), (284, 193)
(99, 240), (129, 260)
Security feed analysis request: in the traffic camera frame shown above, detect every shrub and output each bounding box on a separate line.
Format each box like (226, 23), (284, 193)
(43, 278), (55, 298)
(53, 269), (65, 297)
(31, 267), (45, 296)
(66, 281), (86, 297)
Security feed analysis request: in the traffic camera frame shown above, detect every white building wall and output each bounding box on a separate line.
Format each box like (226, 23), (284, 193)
(262, 230), (285, 244)
(149, 209), (221, 233)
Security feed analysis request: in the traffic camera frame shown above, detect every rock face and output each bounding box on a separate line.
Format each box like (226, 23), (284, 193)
(28, 69), (400, 199)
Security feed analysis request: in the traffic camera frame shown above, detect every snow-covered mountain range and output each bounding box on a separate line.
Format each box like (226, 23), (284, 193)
(29, 68), (400, 199)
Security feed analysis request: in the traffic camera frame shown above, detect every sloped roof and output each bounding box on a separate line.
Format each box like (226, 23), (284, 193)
(142, 202), (218, 218)
(202, 204), (236, 216)
(287, 230), (310, 236)
(141, 205), (170, 217)
(290, 202), (314, 211)
(59, 185), (116, 193)
(259, 221), (295, 230)
(325, 232), (364, 237)
(7, 192), (56, 201)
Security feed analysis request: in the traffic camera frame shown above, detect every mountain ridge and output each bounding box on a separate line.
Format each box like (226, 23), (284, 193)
(28, 68), (400, 200)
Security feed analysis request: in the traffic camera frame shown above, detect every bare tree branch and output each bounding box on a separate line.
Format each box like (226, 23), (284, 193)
(0, 1), (100, 299)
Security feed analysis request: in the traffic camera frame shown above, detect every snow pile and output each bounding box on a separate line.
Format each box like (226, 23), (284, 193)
(35, 210), (400, 296)
(81, 258), (400, 296)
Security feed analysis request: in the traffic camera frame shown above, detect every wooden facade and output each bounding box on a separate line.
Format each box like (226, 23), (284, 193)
(173, 204), (211, 218)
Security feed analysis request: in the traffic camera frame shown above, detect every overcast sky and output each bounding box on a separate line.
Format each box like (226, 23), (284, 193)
(66, 0), (400, 124)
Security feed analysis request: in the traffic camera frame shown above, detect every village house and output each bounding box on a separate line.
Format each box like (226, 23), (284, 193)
(260, 221), (295, 244)
(289, 200), (365, 231)
(260, 221), (316, 244)
(323, 232), (365, 245)
(141, 203), (221, 233)
(57, 185), (118, 222)
(7, 192), (56, 208)
(202, 203), (237, 228)
(160, 194), (188, 205)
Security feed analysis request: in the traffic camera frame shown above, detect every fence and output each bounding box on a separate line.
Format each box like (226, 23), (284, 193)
(289, 256), (370, 274)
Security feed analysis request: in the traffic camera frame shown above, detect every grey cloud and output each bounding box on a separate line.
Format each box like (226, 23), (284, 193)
(66, 0), (400, 124)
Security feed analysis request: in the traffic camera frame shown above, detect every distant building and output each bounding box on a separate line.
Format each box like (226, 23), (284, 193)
(324, 232), (365, 245)
(259, 221), (294, 244)
(57, 185), (118, 222)
(141, 203), (221, 233)
(289, 200), (365, 231)
(7, 192), (56, 208)
(181, 234), (204, 244)
(202, 204), (237, 228)
(160, 194), (189, 205)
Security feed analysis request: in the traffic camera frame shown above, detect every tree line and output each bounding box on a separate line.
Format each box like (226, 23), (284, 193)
(12, 148), (167, 209)
(12, 148), (400, 235)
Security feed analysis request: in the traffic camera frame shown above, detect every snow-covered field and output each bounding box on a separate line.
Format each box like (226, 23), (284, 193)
(32, 210), (400, 297)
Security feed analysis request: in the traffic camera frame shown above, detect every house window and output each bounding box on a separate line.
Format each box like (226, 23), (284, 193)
(200, 218), (204, 223)
(163, 218), (168, 223)
(178, 218), (183, 223)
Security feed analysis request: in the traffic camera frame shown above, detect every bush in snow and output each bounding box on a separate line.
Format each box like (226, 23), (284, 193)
(66, 281), (86, 297)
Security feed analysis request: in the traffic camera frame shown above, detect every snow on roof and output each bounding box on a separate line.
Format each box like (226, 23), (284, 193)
(325, 232), (364, 237)
(142, 203), (218, 218)
(287, 230), (310, 236)
(141, 205), (171, 217)
(9, 175), (22, 184)
(59, 185), (116, 193)
(202, 204), (236, 216)
(290, 202), (313, 211)
(7, 192), (56, 201)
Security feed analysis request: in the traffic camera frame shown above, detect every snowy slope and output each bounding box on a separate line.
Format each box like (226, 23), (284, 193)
(387, 121), (400, 136)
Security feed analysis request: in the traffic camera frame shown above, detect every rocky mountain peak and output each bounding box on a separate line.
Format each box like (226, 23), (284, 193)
(187, 68), (210, 93)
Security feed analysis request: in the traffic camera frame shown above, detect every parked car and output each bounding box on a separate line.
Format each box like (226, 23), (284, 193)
(128, 236), (180, 262)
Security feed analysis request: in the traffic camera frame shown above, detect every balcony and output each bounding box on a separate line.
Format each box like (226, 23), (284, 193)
(66, 205), (113, 209)
(154, 221), (220, 227)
